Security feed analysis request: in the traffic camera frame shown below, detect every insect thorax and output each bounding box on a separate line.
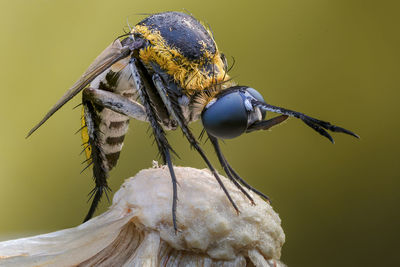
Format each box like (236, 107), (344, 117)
(133, 12), (233, 96)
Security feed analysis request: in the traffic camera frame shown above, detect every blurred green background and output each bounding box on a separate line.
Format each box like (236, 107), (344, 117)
(0, 0), (398, 266)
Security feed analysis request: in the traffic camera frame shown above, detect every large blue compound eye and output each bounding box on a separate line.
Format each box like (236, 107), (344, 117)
(201, 91), (248, 139)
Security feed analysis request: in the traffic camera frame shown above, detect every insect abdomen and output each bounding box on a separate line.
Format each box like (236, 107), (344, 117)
(97, 109), (130, 170)
(82, 65), (136, 172)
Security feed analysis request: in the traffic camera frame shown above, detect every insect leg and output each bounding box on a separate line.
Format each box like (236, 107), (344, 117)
(151, 73), (240, 214)
(81, 98), (111, 222)
(79, 88), (148, 222)
(129, 58), (180, 231)
(82, 88), (147, 122)
(207, 134), (271, 202)
(206, 134), (255, 204)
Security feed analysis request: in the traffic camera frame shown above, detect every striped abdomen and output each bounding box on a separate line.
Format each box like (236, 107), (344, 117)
(81, 60), (137, 175)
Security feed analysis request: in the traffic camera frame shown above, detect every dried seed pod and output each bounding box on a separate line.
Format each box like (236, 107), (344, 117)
(0, 166), (285, 266)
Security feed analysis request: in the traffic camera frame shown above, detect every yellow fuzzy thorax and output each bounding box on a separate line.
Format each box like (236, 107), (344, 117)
(133, 25), (232, 95)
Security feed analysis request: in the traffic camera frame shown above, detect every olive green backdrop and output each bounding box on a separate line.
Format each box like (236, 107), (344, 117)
(0, 0), (398, 266)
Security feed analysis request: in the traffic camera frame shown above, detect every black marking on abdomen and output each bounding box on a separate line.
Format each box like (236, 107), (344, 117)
(106, 135), (126, 145)
(105, 151), (121, 169)
(109, 120), (129, 130)
(99, 71), (121, 92)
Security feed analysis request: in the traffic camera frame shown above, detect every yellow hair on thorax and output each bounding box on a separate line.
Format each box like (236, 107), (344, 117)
(133, 25), (232, 95)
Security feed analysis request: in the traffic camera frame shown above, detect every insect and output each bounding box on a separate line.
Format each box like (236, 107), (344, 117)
(27, 11), (358, 230)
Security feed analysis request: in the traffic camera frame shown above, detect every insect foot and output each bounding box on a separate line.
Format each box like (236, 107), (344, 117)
(0, 166), (285, 267)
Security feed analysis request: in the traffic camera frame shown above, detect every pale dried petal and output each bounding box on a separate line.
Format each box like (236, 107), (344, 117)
(0, 166), (285, 266)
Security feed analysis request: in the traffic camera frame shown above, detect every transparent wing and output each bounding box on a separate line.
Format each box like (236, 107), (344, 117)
(27, 40), (132, 137)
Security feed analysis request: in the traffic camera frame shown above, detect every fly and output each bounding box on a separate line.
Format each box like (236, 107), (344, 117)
(27, 11), (359, 231)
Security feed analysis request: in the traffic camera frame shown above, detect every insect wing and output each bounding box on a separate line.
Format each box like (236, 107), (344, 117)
(27, 40), (132, 137)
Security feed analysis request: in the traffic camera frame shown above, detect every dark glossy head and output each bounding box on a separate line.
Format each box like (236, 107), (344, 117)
(201, 86), (266, 139)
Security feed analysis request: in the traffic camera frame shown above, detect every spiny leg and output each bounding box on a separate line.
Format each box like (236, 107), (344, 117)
(208, 134), (271, 203)
(86, 60), (179, 230)
(80, 88), (147, 222)
(81, 98), (110, 222)
(129, 58), (180, 231)
(152, 73), (239, 214)
(25, 37), (146, 222)
(207, 134), (255, 204)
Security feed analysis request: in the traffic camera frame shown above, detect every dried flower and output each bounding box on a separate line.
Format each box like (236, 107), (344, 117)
(0, 166), (285, 266)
